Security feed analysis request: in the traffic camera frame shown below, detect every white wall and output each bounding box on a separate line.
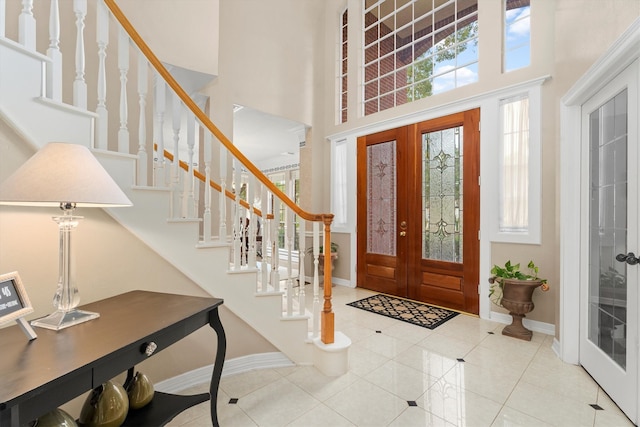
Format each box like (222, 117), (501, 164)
(0, 118), (276, 387)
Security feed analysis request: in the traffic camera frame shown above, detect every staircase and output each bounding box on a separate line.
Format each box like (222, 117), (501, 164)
(0, 0), (349, 373)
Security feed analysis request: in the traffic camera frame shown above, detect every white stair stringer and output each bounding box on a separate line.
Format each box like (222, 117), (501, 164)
(0, 36), (315, 366)
(96, 152), (313, 364)
(0, 39), (96, 148)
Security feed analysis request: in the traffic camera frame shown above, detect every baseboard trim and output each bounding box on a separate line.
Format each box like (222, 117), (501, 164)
(154, 352), (295, 393)
(489, 311), (556, 336)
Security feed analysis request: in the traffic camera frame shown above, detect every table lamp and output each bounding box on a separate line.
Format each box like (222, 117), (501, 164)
(0, 142), (132, 330)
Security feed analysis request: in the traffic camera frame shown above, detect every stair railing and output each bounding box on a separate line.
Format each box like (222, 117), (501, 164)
(0, 0), (336, 345)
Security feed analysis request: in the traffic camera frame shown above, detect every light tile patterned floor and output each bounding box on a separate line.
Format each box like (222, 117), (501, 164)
(166, 286), (634, 427)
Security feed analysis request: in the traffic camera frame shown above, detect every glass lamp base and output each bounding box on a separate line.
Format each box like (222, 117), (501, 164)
(31, 309), (100, 331)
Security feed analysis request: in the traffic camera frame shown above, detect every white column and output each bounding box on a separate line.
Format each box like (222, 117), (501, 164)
(218, 147), (227, 242)
(186, 112), (196, 218)
(95, 1), (109, 150)
(73, 0), (87, 109)
(153, 74), (166, 186)
(298, 219), (306, 316)
(232, 160), (242, 269)
(260, 184), (269, 291)
(271, 197), (281, 291)
(171, 92), (182, 219)
(285, 204), (294, 316)
(136, 54), (148, 186)
(46, 0), (62, 101)
(0, 0), (6, 37)
(247, 175), (256, 267)
(312, 221), (320, 339)
(18, 0), (35, 50)
(117, 27), (130, 154)
(202, 132), (212, 243)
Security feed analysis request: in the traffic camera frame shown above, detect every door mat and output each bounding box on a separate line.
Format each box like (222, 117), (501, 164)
(346, 294), (459, 330)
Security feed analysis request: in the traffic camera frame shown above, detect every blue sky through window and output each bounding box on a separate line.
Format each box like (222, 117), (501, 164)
(505, 5), (531, 72)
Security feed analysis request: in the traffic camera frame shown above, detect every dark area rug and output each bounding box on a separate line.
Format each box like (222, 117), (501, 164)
(347, 294), (459, 330)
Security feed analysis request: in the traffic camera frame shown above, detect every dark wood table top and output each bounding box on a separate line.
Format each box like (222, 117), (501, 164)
(0, 290), (223, 411)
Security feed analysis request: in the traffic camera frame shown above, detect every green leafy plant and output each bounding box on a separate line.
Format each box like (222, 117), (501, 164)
(489, 260), (549, 306)
(307, 242), (339, 255)
(490, 260), (547, 283)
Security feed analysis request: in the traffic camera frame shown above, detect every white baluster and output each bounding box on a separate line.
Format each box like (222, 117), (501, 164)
(171, 92), (182, 219)
(73, 0), (87, 109)
(232, 160), (242, 269)
(153, 74), (166, 186)
(117, 27), (129, 153)
(298, 219), (306, 316)
(260, 184), (269, 292)
(202, 132), (212, 243)
(96, 0), (109, 150)
(186, 112), (196, 218)
(18, 0), (35, 50)
(218, 147), (227, 242)
(247, 175), (256, 267)
(136, 54), (148, 186)
(312, 222), (320, 339)
(46, 0), (62, 101)
(0, 0), (6, 38)
(286, 204), (294, 317)
(271, 197), (281, 292)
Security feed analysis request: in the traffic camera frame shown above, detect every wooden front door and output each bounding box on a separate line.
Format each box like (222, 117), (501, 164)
(357, 109), (480, 314)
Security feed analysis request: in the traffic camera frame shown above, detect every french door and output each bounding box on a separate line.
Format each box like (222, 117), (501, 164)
(580, 60), (638, 422)
(356, 109), (480, 314)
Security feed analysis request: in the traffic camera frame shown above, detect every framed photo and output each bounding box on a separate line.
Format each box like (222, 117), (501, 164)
(0, 271), (34, 325)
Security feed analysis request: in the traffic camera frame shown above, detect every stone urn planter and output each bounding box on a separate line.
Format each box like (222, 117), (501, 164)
(488, 261), (549, 341)
(491, 277), (544, 340)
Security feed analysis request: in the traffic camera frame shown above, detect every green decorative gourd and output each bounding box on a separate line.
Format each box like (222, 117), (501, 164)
(31, 408), (78, 427)
(78, 380), (129, 427)
(124, 371), (155, 410)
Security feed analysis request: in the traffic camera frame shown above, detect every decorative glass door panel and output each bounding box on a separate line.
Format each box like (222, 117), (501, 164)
(579, 60), (638, 423)
(357, 109), (480, 314)
(588, 89), (628, 369)
(367, 141), (397, 256)
(423, 126), (464, 262)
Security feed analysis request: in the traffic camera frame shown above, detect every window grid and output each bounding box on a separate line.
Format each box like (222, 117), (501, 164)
(499, 95), (530, 232)
(362, 0), (479, 116)
(339, 9), (348, 123)
(504, 0), (531, 72)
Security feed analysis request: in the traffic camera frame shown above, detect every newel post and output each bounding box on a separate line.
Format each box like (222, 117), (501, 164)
(321, 215), (335, 344)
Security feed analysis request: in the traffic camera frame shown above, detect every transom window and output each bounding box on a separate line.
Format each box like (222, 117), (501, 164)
(362, 0), (479, 116)
(339, 9), (349, 123)
(504, 0), (531, 72)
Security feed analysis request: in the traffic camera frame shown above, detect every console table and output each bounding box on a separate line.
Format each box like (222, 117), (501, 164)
(0, 290), (226, 427)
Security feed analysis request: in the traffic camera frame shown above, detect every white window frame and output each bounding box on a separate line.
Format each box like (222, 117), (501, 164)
(330, 136), (357, 233)
(487, 82), (542, 244)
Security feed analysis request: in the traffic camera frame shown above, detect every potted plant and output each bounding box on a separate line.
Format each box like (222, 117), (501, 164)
(488, 260), (550, 341)
(307, 242), (339, 281)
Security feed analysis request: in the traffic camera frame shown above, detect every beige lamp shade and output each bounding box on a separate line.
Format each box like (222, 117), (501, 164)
(0, 142), (132, 207)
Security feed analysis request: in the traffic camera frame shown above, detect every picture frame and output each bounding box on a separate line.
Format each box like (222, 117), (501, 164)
(0, 271), (37, 340)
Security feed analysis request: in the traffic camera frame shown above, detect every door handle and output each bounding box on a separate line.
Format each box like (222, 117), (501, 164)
(400, 231), (406, 237)
(616, 252), (640, 265)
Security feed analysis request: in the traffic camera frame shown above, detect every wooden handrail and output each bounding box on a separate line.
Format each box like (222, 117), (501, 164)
(157, 144), (272, 219)
(104, 0), (335, 344)
(103, 0), (333, 226)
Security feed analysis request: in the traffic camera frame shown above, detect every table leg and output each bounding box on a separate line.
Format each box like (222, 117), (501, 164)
(208, 308), (226, 427)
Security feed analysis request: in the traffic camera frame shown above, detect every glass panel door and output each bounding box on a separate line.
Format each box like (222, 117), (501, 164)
(580, 60), (638, 423)
(588, 89), (628, 369)
(423, 126), (463, 262)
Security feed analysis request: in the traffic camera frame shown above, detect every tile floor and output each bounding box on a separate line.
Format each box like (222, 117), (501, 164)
(166, 286), (634, 427)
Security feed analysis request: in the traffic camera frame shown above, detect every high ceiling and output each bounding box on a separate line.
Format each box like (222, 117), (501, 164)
(232, 106), (306, 171)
